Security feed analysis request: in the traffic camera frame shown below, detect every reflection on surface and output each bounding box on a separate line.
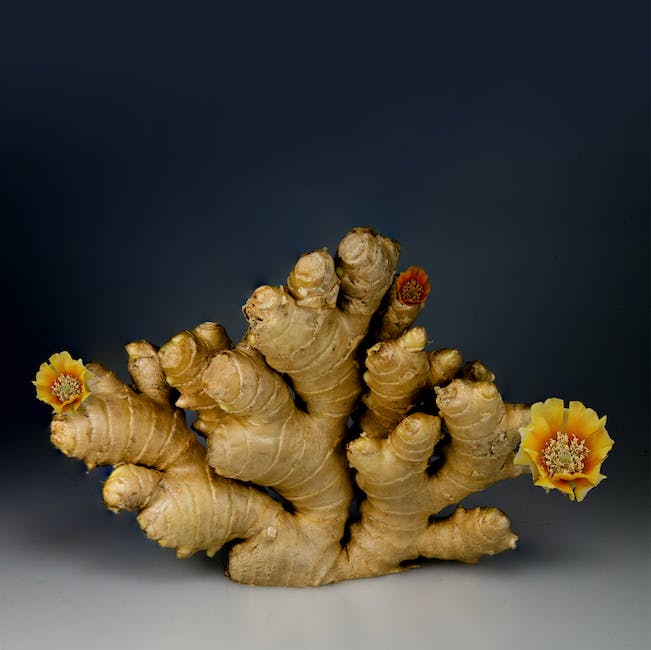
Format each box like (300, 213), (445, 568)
(1, 424), (648, 649)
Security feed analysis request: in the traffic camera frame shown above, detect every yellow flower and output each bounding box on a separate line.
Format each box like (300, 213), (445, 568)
(33, 351), (92, 414)
(514, 398), (614, 502)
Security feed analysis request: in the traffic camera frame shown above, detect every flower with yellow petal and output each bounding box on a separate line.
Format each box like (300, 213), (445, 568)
(514, 398), (614, 501)
(396, 266), (431, 305)
(33, 351), (93, 414)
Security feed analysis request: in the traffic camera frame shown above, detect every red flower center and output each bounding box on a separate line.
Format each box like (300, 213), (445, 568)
(398, 279), (425, 304)
(396, 267), (430, 305)
(541, 432), (590, 477)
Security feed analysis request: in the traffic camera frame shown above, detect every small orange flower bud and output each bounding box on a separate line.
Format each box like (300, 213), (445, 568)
(396, 266), (431, 306)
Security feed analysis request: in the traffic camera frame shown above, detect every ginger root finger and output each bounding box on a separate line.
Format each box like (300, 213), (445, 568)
(429, 348), (464, 386)
(126, 340), (170, 405)
(136, 468), (282, 559)
(332, 414), (442, 580)
(348, 413), (441, 512)
(429, 380), (522, 510)
(242, 229), (398, 428)
(335, 227), (400, 320)
(203, 344), (352, 518)
(50, 364), (198, 471)
(203, 346), (293, 424)
(101, 459), (286, 560)
(159, 323), (232, 434)
(244, 285), (360, 425)
(286, 248), (339, 310)
(49, 360), (288, 560)
(103, 464), (162, 512)
(359, 327), (431, 438)
(202, 346), (307, 483)
(460, 360), (496, 383)
(202, 345), (303, 483)
(418, 507), (518, 562)
(243, 285), (317, 359)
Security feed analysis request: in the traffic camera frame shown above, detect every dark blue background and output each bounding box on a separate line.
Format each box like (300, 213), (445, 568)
(0, 7), (648, 643)
(1, 2), (648, 481)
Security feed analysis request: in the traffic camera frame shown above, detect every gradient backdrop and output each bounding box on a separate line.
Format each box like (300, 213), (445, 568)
(1, 2), (648, 649)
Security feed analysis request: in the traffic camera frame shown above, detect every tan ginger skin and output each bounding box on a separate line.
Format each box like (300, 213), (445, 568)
(48, 227), (532, 586)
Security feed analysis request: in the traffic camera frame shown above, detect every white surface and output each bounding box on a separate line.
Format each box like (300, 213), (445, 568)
(1, 448), (648, 650)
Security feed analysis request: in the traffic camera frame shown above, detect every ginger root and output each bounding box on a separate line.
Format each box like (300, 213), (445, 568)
(36, 226), (610, 586)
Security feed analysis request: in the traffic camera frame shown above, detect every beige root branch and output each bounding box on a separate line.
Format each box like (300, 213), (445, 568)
(46, 226), (532, 586)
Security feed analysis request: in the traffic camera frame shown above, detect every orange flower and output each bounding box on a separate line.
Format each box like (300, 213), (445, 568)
(396, 266), (431, 306)
(514, 398), (614, 502)
(33, 351), (92, 414)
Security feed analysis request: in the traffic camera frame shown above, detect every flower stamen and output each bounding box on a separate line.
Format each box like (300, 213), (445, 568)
(541, 432), (590, 477)
(399, 279), (425, 304)
(396, 266), (431, 306)
(51, 373), (83, 404)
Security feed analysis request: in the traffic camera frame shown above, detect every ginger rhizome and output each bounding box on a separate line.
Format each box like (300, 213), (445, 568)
(38, 227), (611, 586)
